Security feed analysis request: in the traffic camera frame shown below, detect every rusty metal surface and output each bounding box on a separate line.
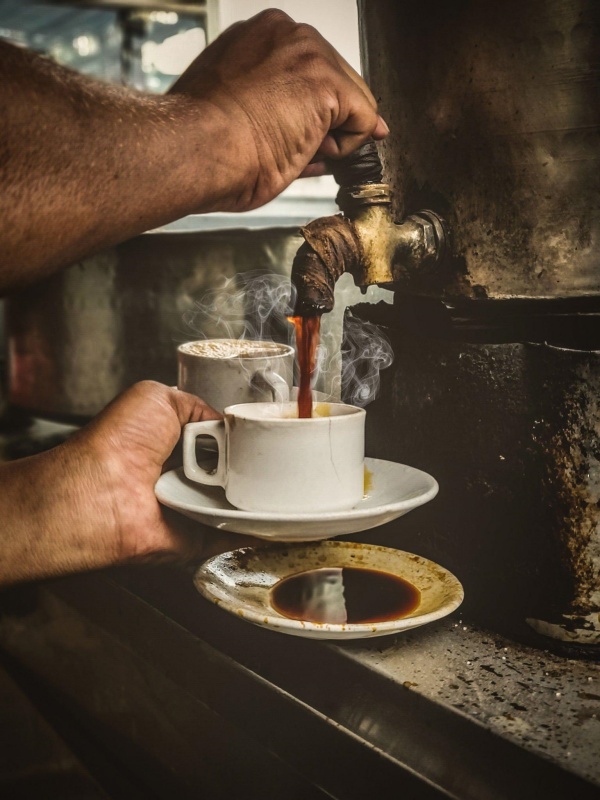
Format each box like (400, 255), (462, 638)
(291, 215), (360, 315)
(350, 301), (600, 648)
(528, 343), (600, 643)
(359, 0), (600, 300)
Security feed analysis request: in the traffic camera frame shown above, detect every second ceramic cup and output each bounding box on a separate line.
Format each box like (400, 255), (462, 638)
(177, 339), (294, 413)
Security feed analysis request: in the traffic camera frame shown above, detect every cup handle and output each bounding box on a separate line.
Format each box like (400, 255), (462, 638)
(183, 420), (227, 486)
(251, 367), (290, 403)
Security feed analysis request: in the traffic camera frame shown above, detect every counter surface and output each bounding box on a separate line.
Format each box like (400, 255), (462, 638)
(0, 420), (598, 798)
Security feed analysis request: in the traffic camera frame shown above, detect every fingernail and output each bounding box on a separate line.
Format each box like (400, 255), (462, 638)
(379, 116), (390, 134)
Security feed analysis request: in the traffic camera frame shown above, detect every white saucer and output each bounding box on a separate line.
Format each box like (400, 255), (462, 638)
(155, 457), (439, 541)
(194, 541), (464, 639)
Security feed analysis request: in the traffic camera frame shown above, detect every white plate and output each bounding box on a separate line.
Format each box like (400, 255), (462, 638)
(194, 541), (464, 639)
(156, 458), (439, 541)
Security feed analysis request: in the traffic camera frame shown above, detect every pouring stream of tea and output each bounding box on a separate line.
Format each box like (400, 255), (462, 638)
(290, 316), (321, 418)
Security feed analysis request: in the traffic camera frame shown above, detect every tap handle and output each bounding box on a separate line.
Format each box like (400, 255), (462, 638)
(329, 139), (383, 188)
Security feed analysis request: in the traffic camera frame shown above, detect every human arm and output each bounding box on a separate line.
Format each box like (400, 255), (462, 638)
(0, 9), (387, 292)
(0, 381), (248, 586)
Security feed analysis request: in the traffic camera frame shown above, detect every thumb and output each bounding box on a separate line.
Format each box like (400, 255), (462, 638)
(149, 508), (262, 564)
(166, 386), (222, 426)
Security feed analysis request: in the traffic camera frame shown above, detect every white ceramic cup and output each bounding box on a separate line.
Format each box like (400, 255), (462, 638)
(183, 401), (366, 513)
(177, 339), (293, 413)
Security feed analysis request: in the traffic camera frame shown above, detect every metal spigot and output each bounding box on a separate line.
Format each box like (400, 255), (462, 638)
(292, 141), (448, 316)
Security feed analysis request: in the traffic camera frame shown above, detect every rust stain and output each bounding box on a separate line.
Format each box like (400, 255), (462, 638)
(291, 215), (362, 315)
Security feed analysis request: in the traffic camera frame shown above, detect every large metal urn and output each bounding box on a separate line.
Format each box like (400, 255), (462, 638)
(356, 0), (600, 653)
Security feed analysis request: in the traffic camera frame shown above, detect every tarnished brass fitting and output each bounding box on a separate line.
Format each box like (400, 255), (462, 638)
(338, 180), (447, 287)
(291, 154), (448, 316)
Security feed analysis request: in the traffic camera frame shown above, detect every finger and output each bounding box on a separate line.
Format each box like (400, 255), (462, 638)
(296, 22), (378, 111)
(316, 133), (346, 160)
(299, 160), (330, 179)
(321, 115), (388, 159)
(329, 49), (378, 110)
(372, 115), (390, 140)
(317, 125), (383, 161)
(323, 82), (386, 159)
(158, 507), (262, 563)
(250, 8), (294, 26)
(166, 386), (222, 426)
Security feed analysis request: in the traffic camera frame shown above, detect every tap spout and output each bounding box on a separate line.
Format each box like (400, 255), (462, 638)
(291, 215), (362, 316)
(291, 140), (448, 317)
(291, 140), (384, 316)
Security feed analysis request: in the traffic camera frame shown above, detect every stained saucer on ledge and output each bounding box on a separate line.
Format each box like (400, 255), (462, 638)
(155, 457), (438, 541)
(194, 541), (464, 640)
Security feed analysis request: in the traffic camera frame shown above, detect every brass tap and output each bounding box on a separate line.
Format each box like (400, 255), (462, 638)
(291, 141), (448, 316)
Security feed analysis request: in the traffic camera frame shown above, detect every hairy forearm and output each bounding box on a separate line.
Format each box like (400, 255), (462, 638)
(0, 441), (121, 585)
(0, 41), (239, 292)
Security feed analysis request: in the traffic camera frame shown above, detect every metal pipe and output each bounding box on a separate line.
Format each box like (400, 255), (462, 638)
(291, 141), (448, 316)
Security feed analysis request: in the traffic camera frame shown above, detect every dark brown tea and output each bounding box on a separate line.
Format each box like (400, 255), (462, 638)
(290, 316), (321, 418)
(271, 566), (420, 625)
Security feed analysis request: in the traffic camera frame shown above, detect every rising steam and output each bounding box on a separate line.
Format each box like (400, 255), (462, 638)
(182, 270), (393, 407)
(182, 270), (295, 344)
(338, 310), (394, 407)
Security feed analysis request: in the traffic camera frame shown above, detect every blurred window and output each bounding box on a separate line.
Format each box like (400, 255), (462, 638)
(0, 1), (207, 89)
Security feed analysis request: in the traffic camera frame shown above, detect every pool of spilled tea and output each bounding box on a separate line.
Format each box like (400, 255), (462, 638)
(270, 566), (421, 625)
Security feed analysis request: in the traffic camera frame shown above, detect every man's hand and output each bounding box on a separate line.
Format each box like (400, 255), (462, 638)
(0, 10), (387, 287)
(0, 382), (252, 586)
(171, 9), (388, 211)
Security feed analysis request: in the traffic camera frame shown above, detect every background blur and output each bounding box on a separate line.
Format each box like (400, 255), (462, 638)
(0, 0), (364, 393)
